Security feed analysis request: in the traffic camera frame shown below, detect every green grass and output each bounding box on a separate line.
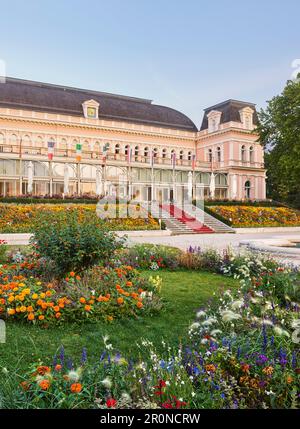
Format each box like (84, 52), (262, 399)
(0, 270), (238, 371)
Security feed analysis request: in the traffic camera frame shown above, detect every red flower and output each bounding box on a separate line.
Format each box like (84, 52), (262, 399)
(106, 398), (117, 408)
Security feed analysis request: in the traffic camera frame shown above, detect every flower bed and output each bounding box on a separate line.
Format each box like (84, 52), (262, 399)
(0, 263), (161, 324)
(208, 205), (300, 227)
(0, 203), (159, 233)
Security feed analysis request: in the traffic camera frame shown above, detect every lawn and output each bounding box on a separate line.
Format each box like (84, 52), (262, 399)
(0, 270), (237, 372)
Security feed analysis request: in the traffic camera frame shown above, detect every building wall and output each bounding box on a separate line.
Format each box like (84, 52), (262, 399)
(0, 105), (266, 200)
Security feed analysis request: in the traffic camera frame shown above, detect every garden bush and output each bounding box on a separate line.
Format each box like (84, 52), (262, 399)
(31, 214), (124, 277)
(118, 244), (182, 270)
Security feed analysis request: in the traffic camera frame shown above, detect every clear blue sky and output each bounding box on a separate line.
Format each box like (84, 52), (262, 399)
(0, 0), (299, 127)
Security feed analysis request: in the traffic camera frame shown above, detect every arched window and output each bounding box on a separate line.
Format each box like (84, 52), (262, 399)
(216, 147), (221, 162)
(208, 149), (213, 163)
(249, 146), (254, 163)
(115, 144), (120, 155)
(134, 145), (139, 161)
(162, 148), (167, 159)
(124, 145), (130, 156)
(153, 147), (158, 158)
(241, 145), (246, 162)
(245, 180), (251, 199)
(187, 151), (192, 161)
(144, 147), (149, 157)
(179, 150), (184, 160)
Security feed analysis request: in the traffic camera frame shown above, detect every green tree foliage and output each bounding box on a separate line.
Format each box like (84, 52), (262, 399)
(257, 75), (300, 206)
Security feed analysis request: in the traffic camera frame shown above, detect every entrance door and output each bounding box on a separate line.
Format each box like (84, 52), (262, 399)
(147, 186), (152, 202)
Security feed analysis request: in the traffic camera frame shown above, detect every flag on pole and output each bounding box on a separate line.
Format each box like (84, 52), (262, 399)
(192, 153), (196, 170)
(150, 149), (154, 167)
(103, 142), (110, 162)
(171, 151), (176, 169)
(127, 147), (132, 164)
(76, 143), (82, 162)
(47, 141), (55, 160)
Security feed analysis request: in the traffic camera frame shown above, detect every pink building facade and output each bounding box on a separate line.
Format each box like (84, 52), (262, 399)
(0, 78), (266, 201)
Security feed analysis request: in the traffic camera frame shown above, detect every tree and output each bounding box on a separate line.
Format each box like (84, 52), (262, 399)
(257, 75), (300, 206)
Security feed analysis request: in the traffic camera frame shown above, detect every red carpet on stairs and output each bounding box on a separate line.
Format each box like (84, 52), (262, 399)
(161, 204), (215, 233)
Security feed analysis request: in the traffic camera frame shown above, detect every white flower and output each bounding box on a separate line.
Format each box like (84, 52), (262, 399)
(202, 317), (217, 327)
(101, 377), (112, 389)
(260, 319), (274, 326)
(291, 319), (300, 329)
(231, 299), (244, 310)
(221, 310), (242, 322)
(196, 310), (206, 318)
(189, 322), (200, 330)
(67, 369), (81, 382)
(291, 329), (300, 344)
(121, 392), (131, 402)
(273, 326), (290, 338)
(210, 329), (222, 336)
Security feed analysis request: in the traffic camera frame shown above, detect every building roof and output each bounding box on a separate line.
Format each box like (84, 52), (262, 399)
(200, 99), (259, 130)
(0, 77), (198, 132)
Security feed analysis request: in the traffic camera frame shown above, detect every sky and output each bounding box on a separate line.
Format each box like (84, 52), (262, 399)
(0, 0), (299, 128)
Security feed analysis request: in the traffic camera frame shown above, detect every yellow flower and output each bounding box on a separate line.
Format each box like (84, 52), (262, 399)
(40, 293), (46, 299)
(8, 295), (15, 303)
(32, 293), (38, 300)
(8, 308), (16, 315)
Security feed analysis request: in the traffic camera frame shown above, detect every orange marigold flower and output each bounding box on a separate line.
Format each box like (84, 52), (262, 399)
(117, 297), (124, 305)
(107, 315), (114, 322)
(262, 366), (274, 375)
(55, 312), (61, 319)
(76, 275), (81, 281)
(39, 379), (50, 390)
(126, 281), (132, 287)
(55, 364), (62, 371)
(37, 366), (51, 375)
(27, 306), (34, 312)
(84, 305), (91, 312)
(286, 375), (293, 384)
(8, 308), (16, 315)
(136, 301), (143, 309)
(38, 315), (45, 321)
(70, 272), (75, 277)
(79, 297), (86, 304)
(70, 383), (82, 393)
(205, 364), (216, 373)
(53, 306), (60, 312)
(20, 381), (30, 391)
(240, 363), (250, 373)
(46, 290), (52, 297)
(28, 312), (35, 321)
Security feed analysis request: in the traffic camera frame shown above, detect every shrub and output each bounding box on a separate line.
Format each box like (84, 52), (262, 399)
(119, 244), (182, 270)
(31, 214), (124, 277)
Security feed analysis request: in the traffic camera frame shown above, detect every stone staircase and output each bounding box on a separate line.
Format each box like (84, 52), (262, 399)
(182, 204), (235, 233)
(142, 201), (235, 235)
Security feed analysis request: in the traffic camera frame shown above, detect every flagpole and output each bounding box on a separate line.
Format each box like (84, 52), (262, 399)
(151, 149), (154, 204)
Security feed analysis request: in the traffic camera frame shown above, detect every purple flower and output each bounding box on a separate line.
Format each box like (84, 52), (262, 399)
(81, 347), (87, 365)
